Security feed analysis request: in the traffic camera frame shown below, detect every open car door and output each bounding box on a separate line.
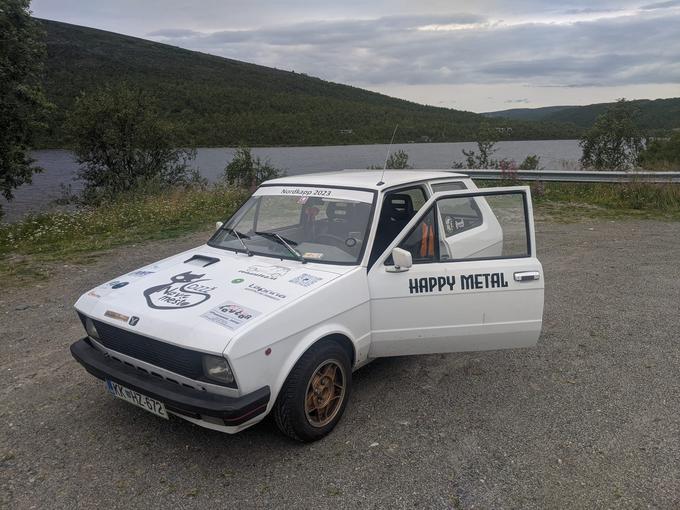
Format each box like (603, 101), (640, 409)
(367, 186), (544, 357)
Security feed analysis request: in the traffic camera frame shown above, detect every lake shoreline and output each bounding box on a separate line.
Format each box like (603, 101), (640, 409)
(2, 140), (583, 222)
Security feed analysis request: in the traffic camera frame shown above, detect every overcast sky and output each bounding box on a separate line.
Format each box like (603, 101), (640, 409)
(32, 0), (680, 112)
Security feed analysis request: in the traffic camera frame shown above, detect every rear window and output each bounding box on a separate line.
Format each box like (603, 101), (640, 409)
(431, 181), (467, 193)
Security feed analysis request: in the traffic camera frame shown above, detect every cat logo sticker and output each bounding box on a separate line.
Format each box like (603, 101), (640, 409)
(143, 272), (217, 310)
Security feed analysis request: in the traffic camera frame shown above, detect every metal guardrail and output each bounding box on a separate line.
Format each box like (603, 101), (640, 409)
(461, 169), (680, 183)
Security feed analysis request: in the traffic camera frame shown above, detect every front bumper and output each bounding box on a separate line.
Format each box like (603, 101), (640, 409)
(70, 338), (270, 426)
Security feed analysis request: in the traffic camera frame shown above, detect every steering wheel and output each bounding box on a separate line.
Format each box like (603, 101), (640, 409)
(316, 233), (350, 249)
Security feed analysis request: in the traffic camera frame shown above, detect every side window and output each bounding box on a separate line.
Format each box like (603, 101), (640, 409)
(438, 197), (483, 237)
(431, 181), (467, 193)
(400, 187), (428, 211)
(397, 207), (438, 264)
(436, 192), (530, 260)
(369, 186), (427, 267)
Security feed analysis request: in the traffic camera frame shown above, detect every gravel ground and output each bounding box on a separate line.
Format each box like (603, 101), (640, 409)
(1, 219), (679, 509)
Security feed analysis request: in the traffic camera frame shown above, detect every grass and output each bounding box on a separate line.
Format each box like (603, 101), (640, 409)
(1, 180), (679, 284)
(0, 185), (248, 281)
(482, 180), (680, 221)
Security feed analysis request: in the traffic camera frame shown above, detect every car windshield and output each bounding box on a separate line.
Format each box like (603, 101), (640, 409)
(209, 185), (375, 264)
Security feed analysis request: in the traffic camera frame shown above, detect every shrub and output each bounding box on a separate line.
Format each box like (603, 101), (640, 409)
(519, 155), (542, 170)
(579, 99), (645, 170)
(460, 124), (498, 169)
(224, 146), (283, 188)
(368, 149), (412, 169)
(639, 132), (680, 170)
(67, 83), (196, 204)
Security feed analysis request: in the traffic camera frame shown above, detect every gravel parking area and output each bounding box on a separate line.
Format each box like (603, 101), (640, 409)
(2, 219), (679, 508)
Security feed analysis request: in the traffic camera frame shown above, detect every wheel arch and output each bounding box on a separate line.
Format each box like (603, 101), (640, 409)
(271, 327), (357, 406)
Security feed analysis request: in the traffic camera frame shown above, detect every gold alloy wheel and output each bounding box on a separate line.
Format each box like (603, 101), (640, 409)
(305, 359), (346, 428)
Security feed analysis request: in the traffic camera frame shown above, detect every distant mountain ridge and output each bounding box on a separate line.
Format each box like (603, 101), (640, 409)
(36, 19), (580, 148)
(484, 98), (680, 132)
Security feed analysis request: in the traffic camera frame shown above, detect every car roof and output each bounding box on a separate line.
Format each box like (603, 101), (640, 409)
(264, 169), (469, 191)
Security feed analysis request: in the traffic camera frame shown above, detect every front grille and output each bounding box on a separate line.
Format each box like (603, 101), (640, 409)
(79, 313), (204, 381)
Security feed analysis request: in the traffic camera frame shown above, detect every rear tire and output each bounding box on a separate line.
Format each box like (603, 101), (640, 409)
(273, 340), (352, 442)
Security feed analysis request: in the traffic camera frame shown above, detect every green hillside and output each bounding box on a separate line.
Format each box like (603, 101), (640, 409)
(36, 19), (579, 148)
(485, 98), (680, 133)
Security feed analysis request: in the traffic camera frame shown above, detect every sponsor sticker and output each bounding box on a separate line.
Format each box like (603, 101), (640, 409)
(302, 252), (324, 260)
(238, 264), (291, 280)
(253, 186), (374, 204)
(201, 301), (260, 330)
(231, 278), (244, 284)
(105, 280), (129, 289)
(408, 272), (509, 294)
(127, 270), (156, 278)
(128, 316), (140, 326)
(105, 310), (130, 322)
(143, 272), (216, 310)
(87, 291), (102, 298)
(289, 273), (323, 287)
(244, 283), (286, 301)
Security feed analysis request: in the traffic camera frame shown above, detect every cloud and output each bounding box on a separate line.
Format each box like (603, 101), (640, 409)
(146, 8), (680, 90)
(640, 0), (680, 9)
(147, 28), (202, 38)
(505, 98), (530, 103)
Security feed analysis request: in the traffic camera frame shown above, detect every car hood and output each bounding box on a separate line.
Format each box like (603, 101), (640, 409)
(75, 245), (352, 354)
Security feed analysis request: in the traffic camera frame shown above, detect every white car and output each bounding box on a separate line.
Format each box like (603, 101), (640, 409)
(71, 170), (544, 442)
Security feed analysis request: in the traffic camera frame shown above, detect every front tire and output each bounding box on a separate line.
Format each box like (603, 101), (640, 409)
(273, 340), (352, 442)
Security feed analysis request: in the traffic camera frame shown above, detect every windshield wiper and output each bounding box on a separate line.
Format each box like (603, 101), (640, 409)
(226, 228), (253, 256)
(255, 231), (305, 263)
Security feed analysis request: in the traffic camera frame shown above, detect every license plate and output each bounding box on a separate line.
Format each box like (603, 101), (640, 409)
(105, 380), (168, 419)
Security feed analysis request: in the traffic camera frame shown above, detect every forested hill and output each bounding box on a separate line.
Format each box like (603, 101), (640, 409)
(485, 98), (680, 133)
(36, 19), (580, 148)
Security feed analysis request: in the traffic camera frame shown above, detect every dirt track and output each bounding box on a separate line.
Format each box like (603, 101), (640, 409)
(2, 219), (680, 509)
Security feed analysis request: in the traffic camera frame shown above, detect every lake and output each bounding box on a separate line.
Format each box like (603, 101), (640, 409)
(1, 140), (582, 222)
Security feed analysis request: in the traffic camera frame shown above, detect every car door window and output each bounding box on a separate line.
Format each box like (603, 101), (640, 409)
(438, 196), (483, 237)
(396, 207), (438, 264)
(436, 191), (530, 261)
(369, 186), (427, 267)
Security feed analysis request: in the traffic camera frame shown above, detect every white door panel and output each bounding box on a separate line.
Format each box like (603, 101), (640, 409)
(368, 258), (543, 356)
(367, 186), (544, 357)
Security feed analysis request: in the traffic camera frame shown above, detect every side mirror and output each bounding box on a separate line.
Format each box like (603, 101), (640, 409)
(215, 221), (223, 230)
(386, 247), (412, 273)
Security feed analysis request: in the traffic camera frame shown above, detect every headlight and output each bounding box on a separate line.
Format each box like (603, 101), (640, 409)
(202, 355), (235, 385)
(85, 317), (100, 340)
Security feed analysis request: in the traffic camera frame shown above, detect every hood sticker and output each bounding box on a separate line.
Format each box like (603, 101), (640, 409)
(244, 283), (286, 301)
(201, 301), (260, 330)
(107, 281), (129, 289)
(105, 310), (130, 322)
(143, 272), (217, 310)
(289, 273), (323, 287)
(127, 270), (156, 278)
(238, 264), (291, 280)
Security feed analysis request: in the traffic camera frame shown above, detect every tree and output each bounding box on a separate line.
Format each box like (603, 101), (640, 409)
(579, 99), (645, 170)
(458, 123), (499, 169)
(368, 149), (412, 169)
(518, 154), (542, 170)
(639, 132), (680, 170)
(224, 146), (283, 188)
(67, 83), (196, 203)
(0, 0), (51, 218)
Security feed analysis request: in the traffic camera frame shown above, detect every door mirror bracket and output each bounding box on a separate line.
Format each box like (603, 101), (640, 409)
(386, 247), (413, 273)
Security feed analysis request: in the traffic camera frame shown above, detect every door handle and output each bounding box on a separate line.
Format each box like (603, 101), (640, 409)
(514, 271), (540, 282)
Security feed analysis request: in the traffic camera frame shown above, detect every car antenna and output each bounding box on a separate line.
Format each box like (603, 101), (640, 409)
(377, 124), (399, 186)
